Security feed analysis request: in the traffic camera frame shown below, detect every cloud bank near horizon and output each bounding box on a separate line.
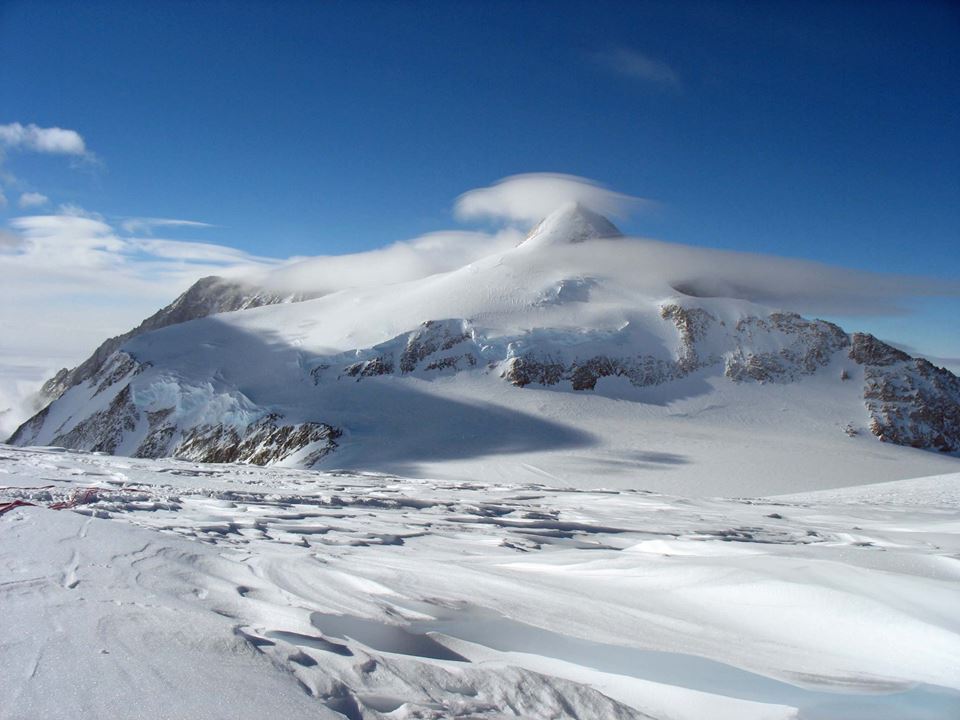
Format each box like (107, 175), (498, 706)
(0, 209), (275, 367)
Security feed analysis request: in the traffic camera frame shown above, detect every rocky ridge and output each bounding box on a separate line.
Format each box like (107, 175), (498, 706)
(307, 311), (959, 453)
(39, 276), (307, 404)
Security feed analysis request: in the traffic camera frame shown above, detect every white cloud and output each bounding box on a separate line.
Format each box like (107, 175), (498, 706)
(0, 229), (21, 250)
(56, 202), (101, 218)
(5, 211), (272, 279)
(120, 217), (216, 234)
(598, 236), (960, 317)
(253, 228), (524, 295)
(128, 238), (274, 264)
(596, 48), (681, 88)
(0, 209), (278, 375)
(0, 189), (6, 208)
(9, 213), (126, 268)
(455, 173), (651, 225)
(18, 192), (49, 209)
(0, 122), (88, 156)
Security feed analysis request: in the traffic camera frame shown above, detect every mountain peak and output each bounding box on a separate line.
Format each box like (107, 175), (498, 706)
(522, 202), (622, 247)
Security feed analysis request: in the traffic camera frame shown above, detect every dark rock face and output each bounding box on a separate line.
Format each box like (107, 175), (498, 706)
(11, 349), (341, 466)
(502, 356), (568, 388)
(848, 333), (911, 366)
(313, 320), (476, 383)
(9, 351), (145, 448)
(173, 414), (339, 466)
(502, 352), (684, 392)
(660, 304), (716, 373)
(52, 384), (139, 454)
(725, 313), (849, 383)
(93, 353), (143, 396)
(7, 403), (51, 447)
(38, 276), (307, 405)
(135, 408), (177, 458)
(853, 338), (960, 452)
(344, 357), (394, 378)
(399, 320), (472, 373)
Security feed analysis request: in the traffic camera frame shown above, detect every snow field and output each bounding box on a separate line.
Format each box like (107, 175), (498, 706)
(2, 445), (959, 719)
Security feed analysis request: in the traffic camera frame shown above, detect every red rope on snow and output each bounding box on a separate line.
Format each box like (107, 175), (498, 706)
(49, 486), (101, 510)
(2, 484), (153, 516)
(0, 499), (37, 516)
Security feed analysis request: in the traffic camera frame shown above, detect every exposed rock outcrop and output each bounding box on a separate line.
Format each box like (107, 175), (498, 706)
(52, 384), (139, 454)
(172, 414), (340, 465)
(10, 351), (146, 449)
(851, 335), (960, 452)
(849, 332), (911, 366)
(725, 314), (849, 383)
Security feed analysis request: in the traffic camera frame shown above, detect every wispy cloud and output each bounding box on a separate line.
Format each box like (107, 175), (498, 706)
(18, 192), (49, 209)
(455, 173), (652, 225)
(0, 208), (277, 370)
(120, 217), (217, 234)
(0, 189), (6, 208)
(0, 122), (88, 156)
(128, 238), (274, 264)
(252, 228), (523, 296)
(595, 47), (681, 89)
(5, 210), (270, 278)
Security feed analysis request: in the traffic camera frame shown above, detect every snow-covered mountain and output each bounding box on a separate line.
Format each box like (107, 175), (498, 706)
(36, 275), (308, 405)
(9, 204), (960, 494)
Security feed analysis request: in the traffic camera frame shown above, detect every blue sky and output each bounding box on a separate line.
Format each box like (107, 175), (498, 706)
(0, 0), (958, 369)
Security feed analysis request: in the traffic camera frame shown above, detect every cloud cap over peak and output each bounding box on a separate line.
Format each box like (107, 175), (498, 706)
(455, 173), (651, 226)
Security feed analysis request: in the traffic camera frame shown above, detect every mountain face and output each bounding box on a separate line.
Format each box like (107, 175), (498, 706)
(37, 276), (306, 404)
(9, 206), (960, 494)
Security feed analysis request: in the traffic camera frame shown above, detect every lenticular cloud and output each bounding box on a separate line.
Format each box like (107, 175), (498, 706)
(454, 173), (650, 224)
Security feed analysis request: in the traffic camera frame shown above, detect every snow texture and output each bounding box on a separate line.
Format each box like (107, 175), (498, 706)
(1, 445), (959, 719)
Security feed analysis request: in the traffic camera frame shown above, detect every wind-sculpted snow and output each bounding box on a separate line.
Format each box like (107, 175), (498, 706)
(2, 446), (959, 719)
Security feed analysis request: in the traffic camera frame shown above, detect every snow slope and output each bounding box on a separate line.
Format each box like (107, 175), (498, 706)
(10, 204), (960, 495)
(2, 445), (959, 719)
